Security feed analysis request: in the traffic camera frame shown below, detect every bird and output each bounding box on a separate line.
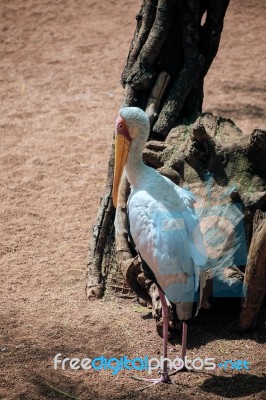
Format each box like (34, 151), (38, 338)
(112, 106), (207, 385)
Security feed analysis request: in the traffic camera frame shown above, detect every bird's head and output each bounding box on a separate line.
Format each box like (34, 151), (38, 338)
(112, 107), (150, 208)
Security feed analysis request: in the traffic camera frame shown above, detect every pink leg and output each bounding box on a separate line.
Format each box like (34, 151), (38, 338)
(158, 287), (171, 381)
(169, 321), (188, 377)
(181, 322), (187, 360)
(132, 289), (189, 389)
(132, 287), (171, 387)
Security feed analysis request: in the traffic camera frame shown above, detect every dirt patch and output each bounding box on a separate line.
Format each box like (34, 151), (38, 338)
(0, 0), (265, 399)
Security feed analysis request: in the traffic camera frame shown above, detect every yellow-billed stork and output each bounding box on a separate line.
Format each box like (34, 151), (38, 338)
(112, 107), (207, 384)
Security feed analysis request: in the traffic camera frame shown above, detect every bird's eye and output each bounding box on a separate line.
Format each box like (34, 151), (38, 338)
(118, 123), (124, 129)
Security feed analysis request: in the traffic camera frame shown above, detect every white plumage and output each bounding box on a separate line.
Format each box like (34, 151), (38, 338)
(128, 168), (207, 320)
(114, 106), (207, 320)
(112, 106), (208, 384)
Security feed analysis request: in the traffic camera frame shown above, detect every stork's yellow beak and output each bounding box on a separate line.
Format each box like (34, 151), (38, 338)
(112, 134), (131, 208)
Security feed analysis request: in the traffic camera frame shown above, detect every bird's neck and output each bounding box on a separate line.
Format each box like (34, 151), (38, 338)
(125, 137), (147, 187)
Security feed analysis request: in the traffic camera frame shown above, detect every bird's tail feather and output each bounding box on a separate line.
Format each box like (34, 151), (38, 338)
(195, 269), (207, 316)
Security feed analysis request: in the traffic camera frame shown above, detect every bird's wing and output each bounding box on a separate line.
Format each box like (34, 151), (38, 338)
(161, 174), (208, 268)
(128, 173), (207, 319)
(129, 190), (197, 302)
(161, 175), (208, 313)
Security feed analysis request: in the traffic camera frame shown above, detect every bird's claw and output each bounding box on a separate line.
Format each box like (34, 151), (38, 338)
(131, 373), (171, 391)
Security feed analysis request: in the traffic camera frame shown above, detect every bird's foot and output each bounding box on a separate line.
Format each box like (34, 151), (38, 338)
(132, 372), (171, 391)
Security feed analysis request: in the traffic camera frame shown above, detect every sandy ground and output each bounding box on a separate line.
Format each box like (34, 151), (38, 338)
(0, 0), (265, 399)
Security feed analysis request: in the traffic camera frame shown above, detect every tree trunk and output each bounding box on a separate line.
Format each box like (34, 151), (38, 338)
(238, 211), (266, 332)
(86, 0), (266, 333)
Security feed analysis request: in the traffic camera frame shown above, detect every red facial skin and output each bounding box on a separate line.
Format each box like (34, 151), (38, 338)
(115, 116), (132, 142)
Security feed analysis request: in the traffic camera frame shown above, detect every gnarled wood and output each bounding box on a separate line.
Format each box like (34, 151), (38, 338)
(86, 144), (115, 299)
(238, 211), (266, 332)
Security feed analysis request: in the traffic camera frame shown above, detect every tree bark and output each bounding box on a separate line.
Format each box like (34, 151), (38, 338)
(238, 211), (266, 332)
(85, 145), (115, 299)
